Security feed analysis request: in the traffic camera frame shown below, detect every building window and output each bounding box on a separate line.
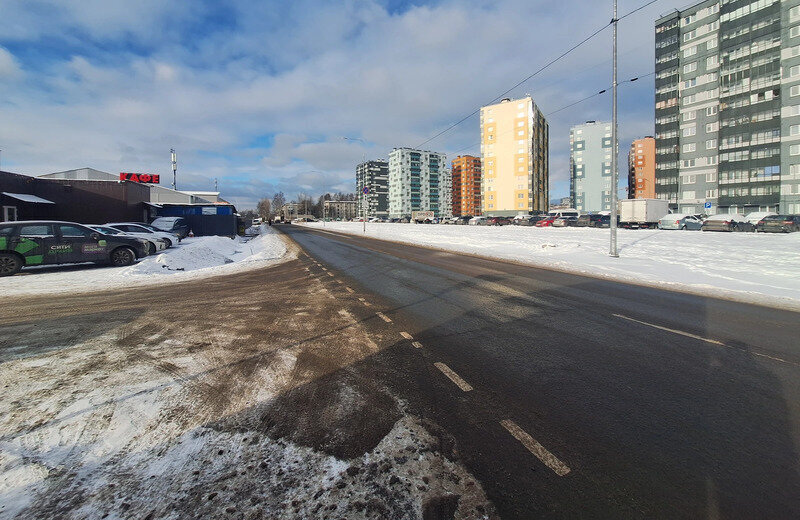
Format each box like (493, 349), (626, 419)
(706, 139), (717, 149)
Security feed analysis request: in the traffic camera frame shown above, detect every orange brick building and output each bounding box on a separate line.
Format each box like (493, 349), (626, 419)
(451, 155), (482, 217)
(628, 137), (656, 199)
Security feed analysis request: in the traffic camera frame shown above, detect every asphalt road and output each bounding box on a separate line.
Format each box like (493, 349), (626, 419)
(280, 224), (800, 519)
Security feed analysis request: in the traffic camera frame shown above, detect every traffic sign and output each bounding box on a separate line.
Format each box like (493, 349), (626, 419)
(362, 187), (370, 194)
(704, 201), (712, 210)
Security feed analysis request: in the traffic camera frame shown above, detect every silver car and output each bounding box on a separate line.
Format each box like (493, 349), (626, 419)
(658, 213), (703, 230)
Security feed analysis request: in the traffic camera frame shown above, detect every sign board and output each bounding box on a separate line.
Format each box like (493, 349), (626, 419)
(704, 201), (712, 210)
(120, 172), (160, 184)
(362, 187), (370, 194)
(201, 206), (217, 215)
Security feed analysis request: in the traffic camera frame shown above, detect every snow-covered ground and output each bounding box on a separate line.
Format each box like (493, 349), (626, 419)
(3, 224), (291, 297)
(301, 222), (800, 310)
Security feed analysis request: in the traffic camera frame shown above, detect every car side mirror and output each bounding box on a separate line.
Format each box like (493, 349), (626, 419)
(90, 232), (100, 240)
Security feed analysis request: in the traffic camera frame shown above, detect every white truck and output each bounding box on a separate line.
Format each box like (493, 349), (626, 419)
(618, 199), (670, 229)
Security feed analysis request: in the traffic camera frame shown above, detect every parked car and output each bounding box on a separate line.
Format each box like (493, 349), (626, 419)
(744, 211), (777, 227)
(251, 217), (263, 226)
(89, 225), (167, 255)
(487, 216), (511, 226)
(595, 215), (617, 228)
(658, 213), (703, 230)
(546, 209), (580, 219)
(454, 216), (473, 225)
(535, 216), (557, 227)
(0, 221), (149, 276)
(701, 214), (754, 232)
(552, 216), (578, 227)
(105, 223), (180, 248)
(468, 216), (488, 226)
(150, 217), (190, 238)
(515, 216), (546, 226)
(755, 214), (800, 233)
(575, 214), (604, 227)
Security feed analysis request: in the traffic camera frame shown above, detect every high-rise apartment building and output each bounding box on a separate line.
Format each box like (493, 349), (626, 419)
(387, 148), (450, 219)
(628, 137), (657, 199)
(655, 0), (800, 214)
(451, 155), (482, 216)
(570, 121), (614, 212)
(356, 160), (389, 218)
(480, 96), (549, 215)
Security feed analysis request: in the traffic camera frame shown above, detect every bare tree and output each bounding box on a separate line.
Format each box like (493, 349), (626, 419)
(256, 198), (272, 219)
(271, 192), (286, 217)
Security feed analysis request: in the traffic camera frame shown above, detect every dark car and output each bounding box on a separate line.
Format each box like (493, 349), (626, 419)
(150, 217), (190, 238)
(575, 214), (605, 227)
(552, 216), (578, 227)
(516, 215), (546, 226)
(756, 214), (800, 233)
(0, 221), (150, 276)
(454, 216), (473, 225)
(487, 216), (511, 226)
(701, 214), (754, 232)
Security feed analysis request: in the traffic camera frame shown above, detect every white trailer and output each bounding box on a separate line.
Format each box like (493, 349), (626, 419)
(618, 199), (670, 229)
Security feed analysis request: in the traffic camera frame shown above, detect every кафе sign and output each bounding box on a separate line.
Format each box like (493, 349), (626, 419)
(120, 172), (160, 183)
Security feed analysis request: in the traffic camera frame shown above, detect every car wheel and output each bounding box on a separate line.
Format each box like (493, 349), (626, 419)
(146, 241), (157, 255)
(163, 238), (173, 248)
(681, 225), (687, 230)
(0, 253), (22, 277)
(110, 247), (136, 267)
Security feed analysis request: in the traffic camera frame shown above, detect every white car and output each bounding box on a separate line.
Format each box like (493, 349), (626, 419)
(468, 216), (488, 226)
(105, 223), (180, 248)
(89, 225), (167, 255)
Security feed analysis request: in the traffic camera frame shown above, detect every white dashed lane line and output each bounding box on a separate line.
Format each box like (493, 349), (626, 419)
(400, 331), (413, 340)
(433, 362), (473, 392)
(500, 419), (571, 477)
(613, 314), (797, 367)
(327, 272), (335, 277)
(376, 312), (392, 323)
(412, 341), (423, 349)
(345, 287), (355, 293)
(358, 298), (372, 307)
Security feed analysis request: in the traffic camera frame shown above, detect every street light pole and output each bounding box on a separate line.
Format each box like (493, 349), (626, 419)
(609, 0), (620, 258)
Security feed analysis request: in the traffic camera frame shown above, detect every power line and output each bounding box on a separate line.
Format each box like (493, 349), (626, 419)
(414, 0), (664, 150)
(448, 72), (654, 157)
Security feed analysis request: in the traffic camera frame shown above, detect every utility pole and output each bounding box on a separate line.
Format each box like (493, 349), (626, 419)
(214, 178), (218, 191)
(609, 0), (620, 258)
(171, 148), (178, 191)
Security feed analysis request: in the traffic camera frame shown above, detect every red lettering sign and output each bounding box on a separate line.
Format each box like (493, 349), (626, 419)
(120, 173), (160, 184)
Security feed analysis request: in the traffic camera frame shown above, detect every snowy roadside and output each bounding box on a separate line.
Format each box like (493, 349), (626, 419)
(300, 222), (800, 310)
(1, 224), (292, 297)
(0, 253), (496, 519)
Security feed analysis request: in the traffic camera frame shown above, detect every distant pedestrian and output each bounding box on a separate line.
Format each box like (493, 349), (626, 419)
(268, 219), (272, 226)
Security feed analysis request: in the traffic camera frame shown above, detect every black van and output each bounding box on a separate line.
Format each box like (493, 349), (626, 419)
(0, 221), (150, 276)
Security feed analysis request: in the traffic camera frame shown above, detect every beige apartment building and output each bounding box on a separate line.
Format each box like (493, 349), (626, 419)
(480, 96), (549, 215)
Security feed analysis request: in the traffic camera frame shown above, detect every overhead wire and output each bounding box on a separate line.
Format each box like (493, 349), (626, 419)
(414, 0), (664, 150)
(448, 71), (655, 156)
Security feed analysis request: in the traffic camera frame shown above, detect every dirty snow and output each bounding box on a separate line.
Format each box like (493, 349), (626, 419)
(2, 224), (290, 297)
(301, 222), (800, 310)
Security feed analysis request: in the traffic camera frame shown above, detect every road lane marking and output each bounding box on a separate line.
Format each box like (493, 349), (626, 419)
(412, 341), (423, 349)
(434, 362), (473, 392)
(613, 314), (796, 366)
(500, 419), (571, 477)
(358, 298), (372, 307)
(400, 331), (413, 340)
(327, 272), (335, 277)
(321, 267), (328, 271)
(376, 312), (392, 323)
(345, 287), (354, 293)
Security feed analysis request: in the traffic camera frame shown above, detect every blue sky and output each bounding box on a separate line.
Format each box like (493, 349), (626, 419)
(0, 0), (673, 209)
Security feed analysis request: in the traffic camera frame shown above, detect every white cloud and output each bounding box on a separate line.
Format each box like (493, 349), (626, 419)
(0, 0), (664, 209)
(0, 47), (22, 79)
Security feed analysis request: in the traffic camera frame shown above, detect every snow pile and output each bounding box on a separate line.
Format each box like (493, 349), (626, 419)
(3, 225), (291, 297)
(302, 222), (800, 309)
